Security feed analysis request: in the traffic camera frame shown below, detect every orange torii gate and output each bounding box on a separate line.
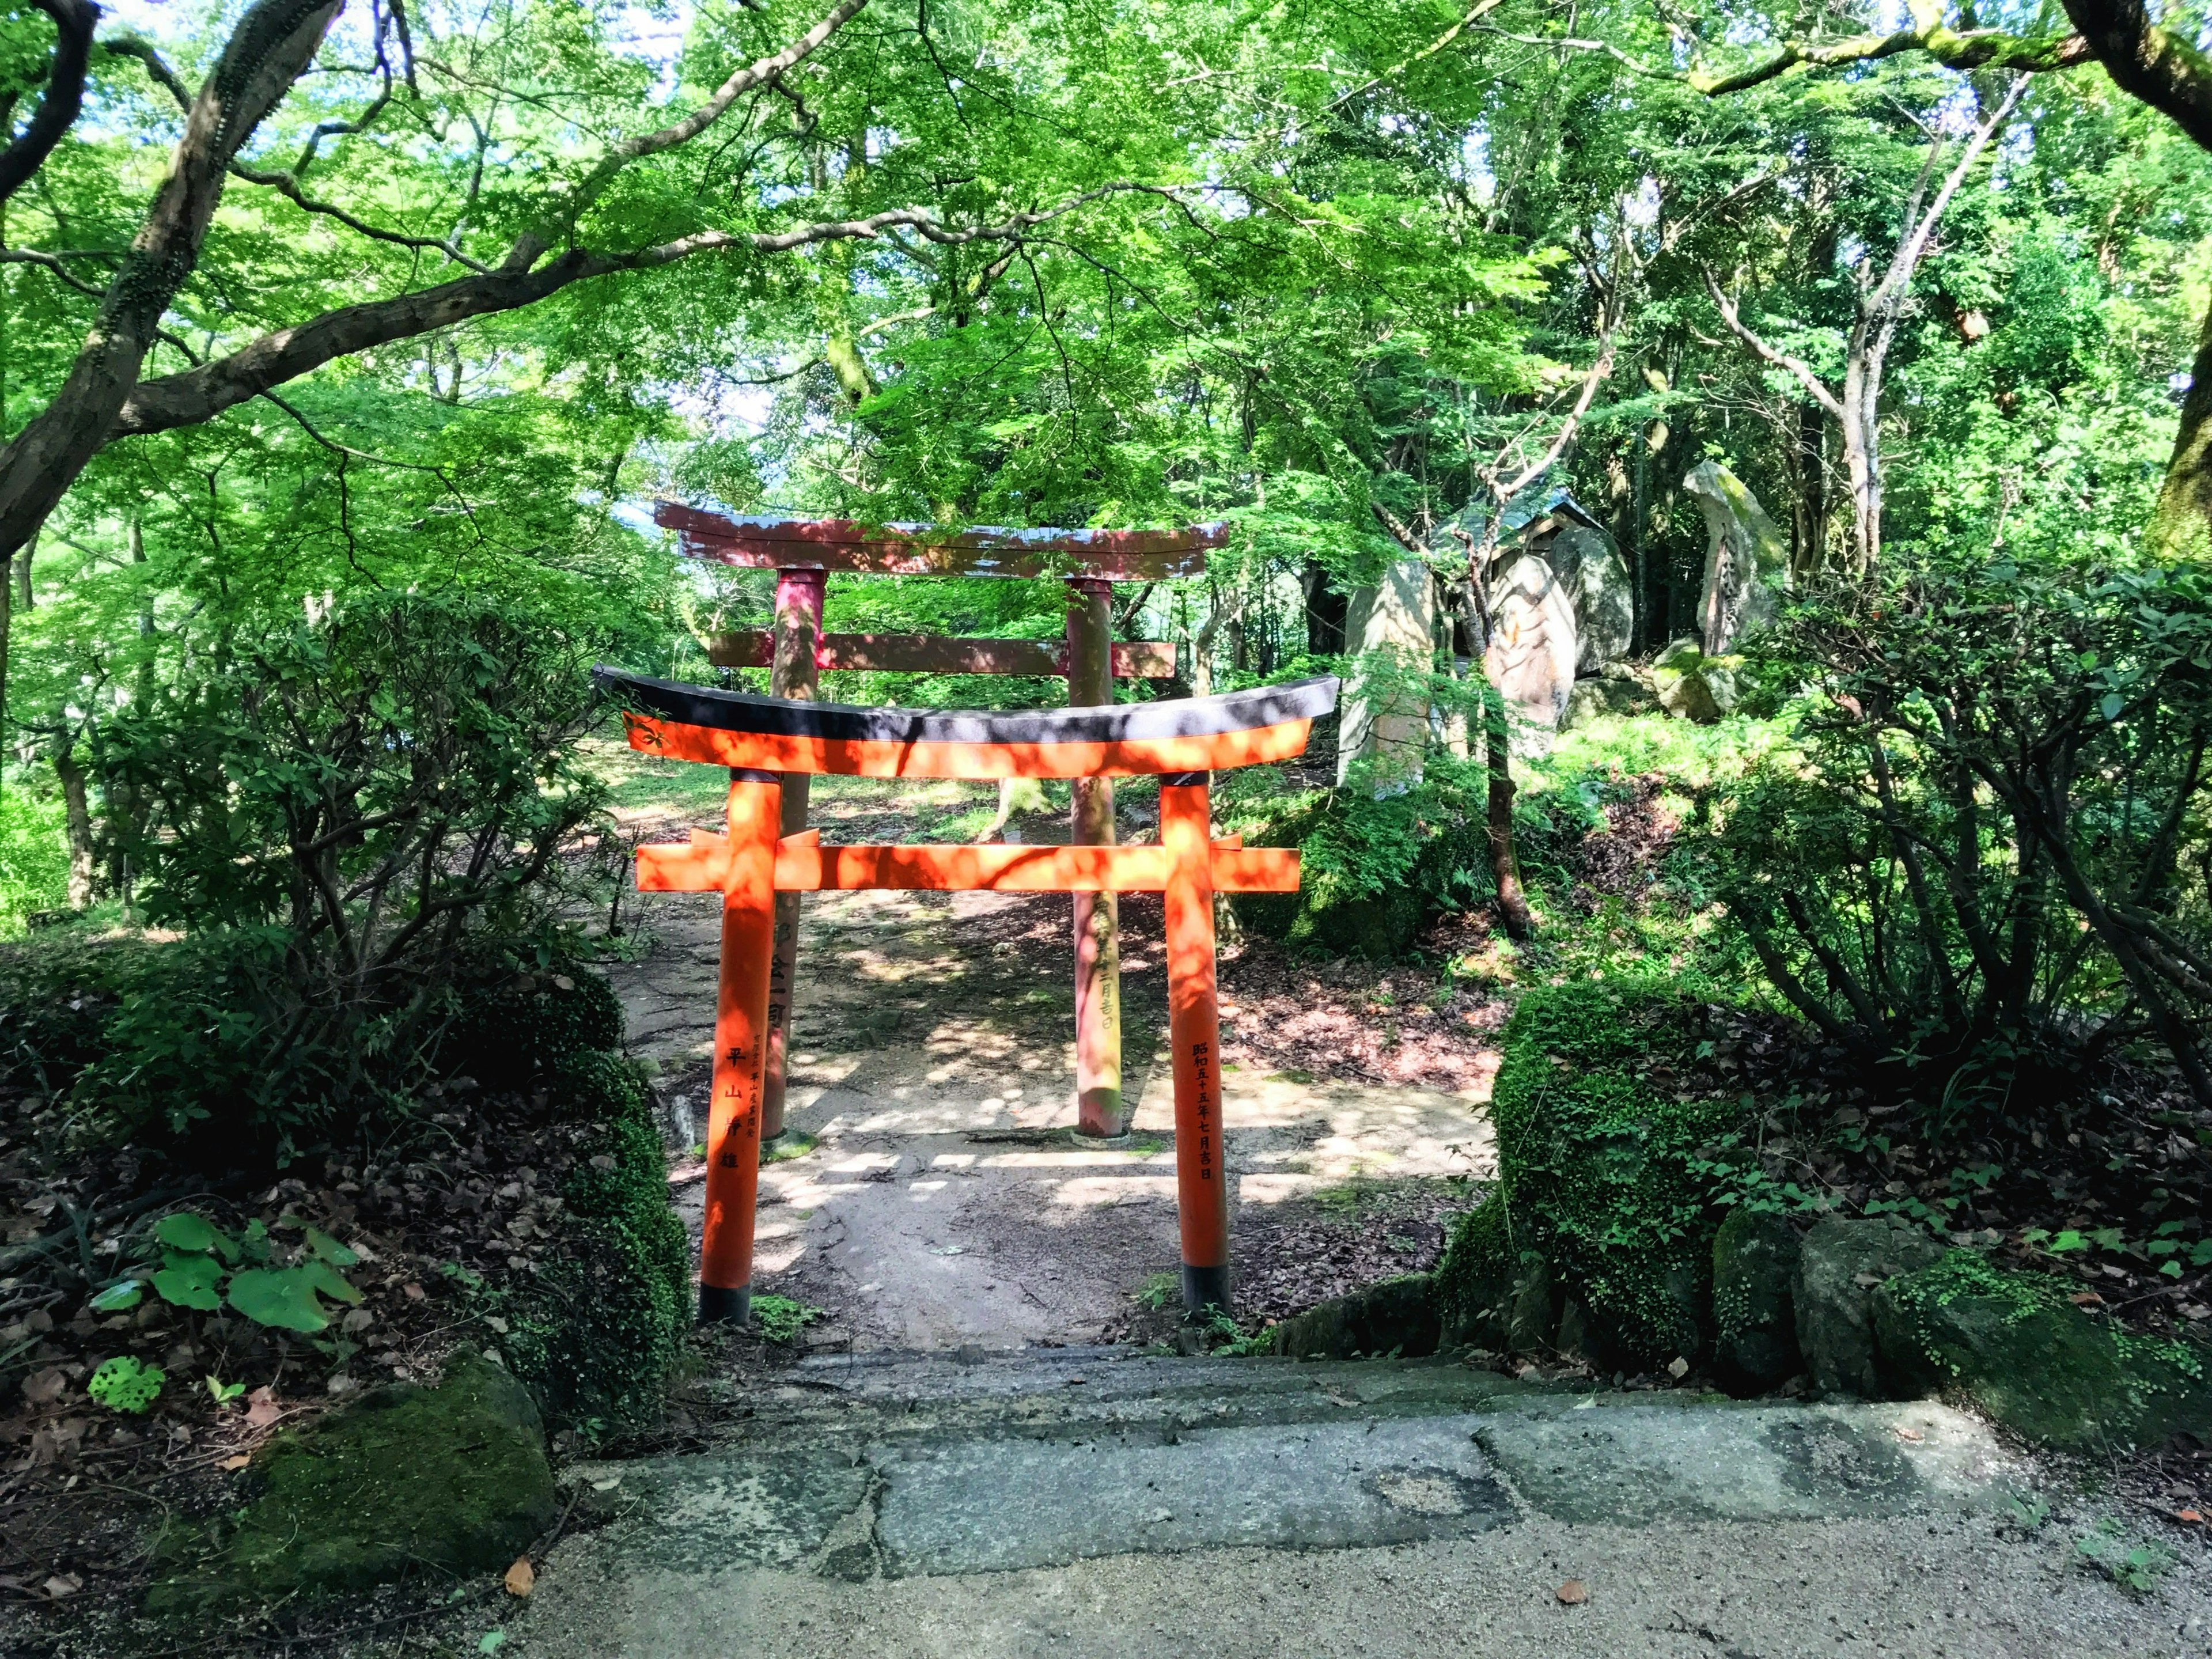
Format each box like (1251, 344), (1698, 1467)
(595, 668), (1340, 1324)
(655, 503), (1226, 1145)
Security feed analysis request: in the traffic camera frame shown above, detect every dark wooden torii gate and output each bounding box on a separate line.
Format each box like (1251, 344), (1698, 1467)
(654, 503), (1224, 1141)
(596, 669), (1339, 1323)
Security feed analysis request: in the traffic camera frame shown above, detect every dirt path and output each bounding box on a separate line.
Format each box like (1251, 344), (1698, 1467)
(602, 772), (1498, 1350)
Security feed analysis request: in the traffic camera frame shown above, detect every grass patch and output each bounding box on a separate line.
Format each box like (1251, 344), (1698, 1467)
(752, 1294), (826, 1344)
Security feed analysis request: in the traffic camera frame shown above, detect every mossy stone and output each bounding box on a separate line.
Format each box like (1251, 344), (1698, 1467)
(1794, 1216), (1945, 1398)
(150, 1355), (555, 1612)
(1872, 1252), (2212, 1450)
(1712, 1209), (1802, 1391)
(502, 1051), (689, 1434)
(1434, 1198), (1513, 1349)
(1274, 1274), (1439, 1359)
(1505, 1249), (1558, 1354)
(1483, 979), (1740, 1366)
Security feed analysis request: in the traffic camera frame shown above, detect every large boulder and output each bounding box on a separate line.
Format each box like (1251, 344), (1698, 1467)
(1545, 522), (1633, 674)
(1274, 1274), (1440, 1359)
(1482, 554), (1577, 747)
(1338, 558), (1436, 793)
(1652, 638), (1740, 724)
(1683, 460), (1790, 656)
(1794, 1216), (1945, 1399)
(1563, 665), (1656, 729)
(150, 1354), (557, 1611)
(1711, 1210), (1802, 1391)
(1872, 1253), (2212, 1450)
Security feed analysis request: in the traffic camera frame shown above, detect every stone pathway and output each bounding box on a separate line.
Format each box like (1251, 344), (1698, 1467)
(516, 1349), (2210, 1658)
(566, 775), (2212, 1658)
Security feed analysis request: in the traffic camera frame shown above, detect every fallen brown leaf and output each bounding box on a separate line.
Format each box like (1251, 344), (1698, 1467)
(2069, 1291), (2104, 1306)
(1893, 1426), (1925, 1442)
(505, 1558), (535, 1597)
(1556, 1579), (1589, 1605)
(22, 1368), (67, 1407)
(403, 1282), (426, 1301)
(43, 1574), (81, 1600)
(221, 1454), (251, 1471)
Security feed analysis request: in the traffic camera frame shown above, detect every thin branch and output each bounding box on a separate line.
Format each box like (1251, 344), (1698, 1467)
(1474, 27), (1670, 78)
(502, 0), (869, 271)
(1487, 334), (1619, 505)
(100, 33), (192, 112)
(229, 160), (491, 272)
(1330, 0), (1508, 109)
(1703, 270), (1844, 419)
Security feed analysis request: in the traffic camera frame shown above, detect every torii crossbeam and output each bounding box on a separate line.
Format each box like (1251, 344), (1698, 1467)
(595, 668), (1339, 1325)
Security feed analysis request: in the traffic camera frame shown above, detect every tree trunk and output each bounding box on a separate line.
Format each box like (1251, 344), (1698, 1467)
(2150, 300), (2212, 562)
(54, 735), (94, 910)
(1839, 356), (1881, 575)
(1483, 680), (1532, 941)
(1302, 559), (1347, 655)
(1793, 400), (1828, 578)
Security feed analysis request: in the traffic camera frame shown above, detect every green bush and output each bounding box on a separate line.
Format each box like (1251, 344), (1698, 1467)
(441, 956), (626, 1086)
(499, 1054), (689, 1437)
(0, 786), (70, 933)
(1225, 754), (1493, 959)
(1699, 560), (2212, 1117)
(1438, 978), (1747, 1366)
(0, 934), (163, 1095)
(47, 591), (618, 1166)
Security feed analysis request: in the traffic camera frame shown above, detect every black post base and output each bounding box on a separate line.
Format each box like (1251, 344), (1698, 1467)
(698, 1282), (752, 1327)
(1181, 1263), (1230, 1318)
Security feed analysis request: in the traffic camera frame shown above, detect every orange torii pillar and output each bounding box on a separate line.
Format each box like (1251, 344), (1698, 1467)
(656, 503), (1225, 1141)
(599, 666), (1338, 1327)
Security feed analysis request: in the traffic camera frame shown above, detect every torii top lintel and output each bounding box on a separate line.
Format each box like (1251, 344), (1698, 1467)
(654, 502), (1222, 581)
(594, 669), (1338, 781)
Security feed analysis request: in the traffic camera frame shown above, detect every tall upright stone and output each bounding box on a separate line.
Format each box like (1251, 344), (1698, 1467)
(1337, 558), (1435, 792)
(1482, 554), (1578, 748)
(1684, 460), (1790, 656)
(1546, 521), (1633, 674)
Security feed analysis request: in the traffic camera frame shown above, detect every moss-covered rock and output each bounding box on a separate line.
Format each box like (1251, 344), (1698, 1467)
(1435, 1196), (1514, 1348)
(1274, 1274), (1439, 1359)
(150, 1355), (555, 1611)
(1795, 1216), (1945, 1398)
(1871, 1252), (2212, 1450)
(1471, 979), (1741, 1367)
(502, 1053), (690, 1436)
(1712, 1210), (1803, 1391)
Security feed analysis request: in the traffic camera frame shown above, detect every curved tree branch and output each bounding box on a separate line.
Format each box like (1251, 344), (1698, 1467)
(501, 0), (871, 272)
(1689, 6), (2088, 96)
(111, 190), (1164, 438)
(1703, 270), (1844, 419)
(0, 0), (96, 208)
(0, 0), (346, 562)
